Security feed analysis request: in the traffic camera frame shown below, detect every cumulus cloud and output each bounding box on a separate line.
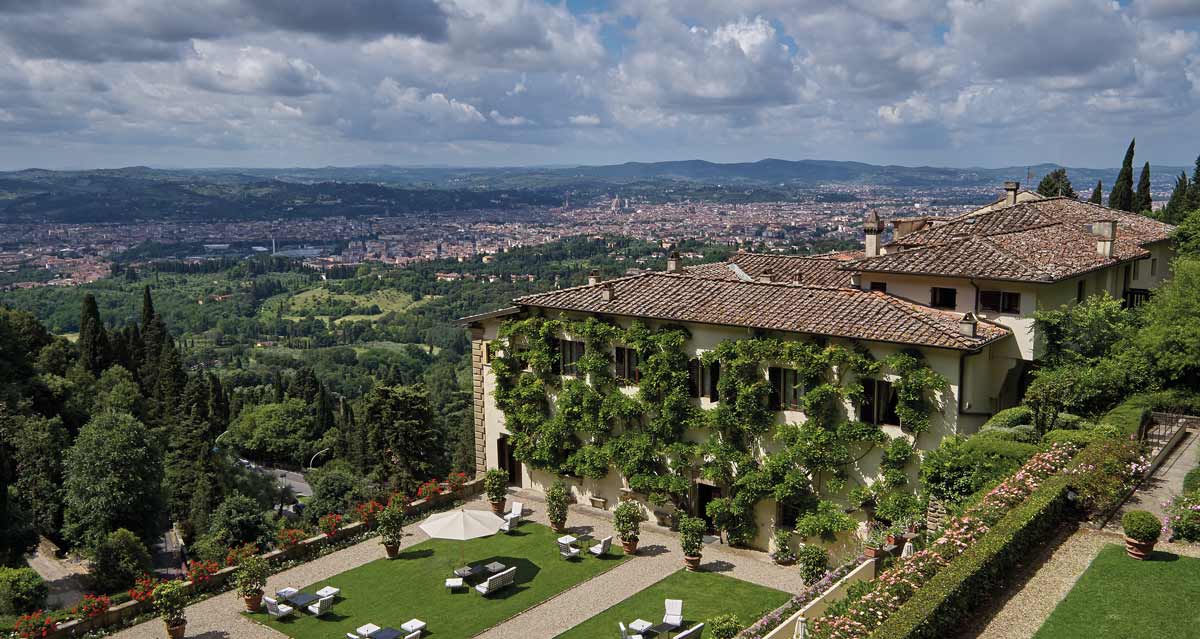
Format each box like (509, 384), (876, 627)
(185, 45), (331, 96)
(568, 114), (601, 126)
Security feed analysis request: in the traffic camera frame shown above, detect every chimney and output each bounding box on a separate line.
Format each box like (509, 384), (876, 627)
(600, 283), (614, 302)
(793, 272), (804, 285)
(666, 251), (681, 273)
(758, 269), (774, 283)
(588, 270), (601, 286)
(959, 312), (979, 338)
(850, 272), (862, 288)
(1092, 220), (1117, 258)
(1003, 181), (1020, 207)
(864, 211), (884, 258)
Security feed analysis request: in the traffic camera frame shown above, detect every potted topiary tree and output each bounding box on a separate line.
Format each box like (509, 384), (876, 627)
(546, 480), (570, 532)
(678, 515), (705, 571)
(484, 469), (509, 516)
(154, 580), (188, 639)
(377, 500), (406, 559)
(234, 555), (267, 612)
(770, 529), (796, 566)
(613, 500), (647, 555)
(1122, 510), (1161, 560)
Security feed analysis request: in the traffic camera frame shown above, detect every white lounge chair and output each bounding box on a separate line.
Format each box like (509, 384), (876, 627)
(558, 541), (581, 560)
(618, 621), (645, 639)
(262, 596), (294, 620)
(663, 599), (683, 630)
(675, 623), (704, 638)
(589, 536), (613, 557)
(504, 501), (523, 526)
(475, 566), (517, 596)
(306, 595), (334, 616)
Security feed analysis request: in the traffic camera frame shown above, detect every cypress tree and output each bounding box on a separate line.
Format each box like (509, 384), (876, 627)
(1089, 180), (1103, 204)
(1108, 138), (1136, 211)
(140, 286), (155, 333)
(1135, 162), (1152, 214)
(1187, 155), (1200, 211)
(1163, 172), (1190, 224)
(78, 294), (110, 376)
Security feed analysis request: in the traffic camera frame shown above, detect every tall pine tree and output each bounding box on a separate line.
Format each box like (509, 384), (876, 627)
(1188, 155), (1200, 211)
(1134, 162), (1152, 214)
(1108, 138), (1136, 211)
(78, 294), (110, 376)
(1089, 180), (1103, 204)
(1037, 168), (1077, 198)
(140, 286), (155, 333)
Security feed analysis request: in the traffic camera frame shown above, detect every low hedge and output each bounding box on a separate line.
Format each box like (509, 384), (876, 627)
(1099, 399), (1151, 437)
(982, 406), (1033, 430)
(1183, 467), (1200, 495)
(869, 475), (1074, 639)
(1042, 428), (1105, 446)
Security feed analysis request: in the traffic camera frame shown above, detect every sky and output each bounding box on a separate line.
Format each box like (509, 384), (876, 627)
(0, 0), (1198, 170)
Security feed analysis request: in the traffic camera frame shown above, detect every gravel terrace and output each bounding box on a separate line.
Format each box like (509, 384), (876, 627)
(112, 491), (806, 639)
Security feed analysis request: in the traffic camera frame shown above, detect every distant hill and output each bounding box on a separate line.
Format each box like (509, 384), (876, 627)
(0, 159), (1187, 223)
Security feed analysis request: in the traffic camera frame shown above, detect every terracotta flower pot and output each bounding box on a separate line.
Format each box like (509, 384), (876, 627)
(621, 539), (639, 555)
(166, 621), (186, 639)
(489, 499), (506, 516)
(384, 543), (400, 559)
(864, 547), (884, 558)
(1125, 536), (1156, 560)
(774, 557), (796, 566)
(886, 534), (899, 546)
(683, 555), (701, 571)
(243, 591), (263, 613)
(551, 520), (567, 533)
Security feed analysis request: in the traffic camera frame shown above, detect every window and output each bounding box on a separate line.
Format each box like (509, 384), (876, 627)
(1151, 258), (1158, 277)
(688, 358), (720, 402)
(614, 346), (640, 384)
(930, 287), (957, 309)
(556, 339), (585, 376)
(860, 378), (899, 425)
(1077, 280), (1086, 303)
(1133, 259), (1141, 281)
(869, 281), (888, 293)
(768, 367), (803, 411)
(980, 290), (1021, 314)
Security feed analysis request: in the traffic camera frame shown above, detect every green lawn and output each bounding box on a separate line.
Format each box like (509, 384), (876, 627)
(1034, 544), (1200, 639)
(555, 569), (791, 639)
(249, 523), (628, 638)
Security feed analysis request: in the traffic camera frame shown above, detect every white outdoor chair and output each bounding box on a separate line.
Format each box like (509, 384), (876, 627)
(405, 633), (421, 639)
(346, 634), (360, 639)
(262, 596), (294, 620)
(558, 540), (581, 560)
(618, 621), (645, 639)
(663, 599), (683, 630)
(499, 518), (514, 534)
(475, 566), (517, 596)
(589, 535), (613, 557)
(504, 501), (523, 526)
(315, 585), (340, 598)
(675, 623), (704, 638)
(306, 595), (334, 617)
(275, 587), (299, 599)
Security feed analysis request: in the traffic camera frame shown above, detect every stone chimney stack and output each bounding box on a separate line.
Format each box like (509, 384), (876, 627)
(758, 269), (775, 283)
(666, 251), (681, 273)
(588, 270), (601, 286)
(1093, 220), (1117, 258)
(864, 211), (884, 258)
(1004, 181), (1020, 207)
(850, 272), (862, 288)
(959, 312), (979, 338)
(600, 282), (614, 302)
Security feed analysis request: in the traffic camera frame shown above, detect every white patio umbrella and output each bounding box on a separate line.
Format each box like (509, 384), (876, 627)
(419, 508), (505, 540)
(419, 508), (505, 566)
(901, 540), (915, 558)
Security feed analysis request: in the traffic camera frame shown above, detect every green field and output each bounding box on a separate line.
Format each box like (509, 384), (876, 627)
(1034, 544), (1200, 638)
(260, 287), (422, 323)
(555, 569), (791, 639)
(249, 523), (628, 638)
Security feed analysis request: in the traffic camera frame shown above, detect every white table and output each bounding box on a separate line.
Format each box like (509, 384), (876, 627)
(629, 619), (653, 634)
(401, 619), (427, 634)
(445, 577), (464, 591)
(484, 561), (506, 574)
(557, 535), (577, 545)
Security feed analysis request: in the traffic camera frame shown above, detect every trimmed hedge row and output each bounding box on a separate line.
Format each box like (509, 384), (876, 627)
(869, 475), (1074, 639)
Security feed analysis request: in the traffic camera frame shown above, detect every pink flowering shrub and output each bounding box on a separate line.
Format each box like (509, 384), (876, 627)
(812, 444), (1077, 639)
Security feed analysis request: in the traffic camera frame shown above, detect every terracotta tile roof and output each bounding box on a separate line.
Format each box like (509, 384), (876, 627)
(685, 251), (863, 287)
(513, 273), (1008, 350)
(849, 198), (1174, 282)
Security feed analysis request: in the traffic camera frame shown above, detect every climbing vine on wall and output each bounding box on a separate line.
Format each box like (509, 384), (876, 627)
(491, 318), (948, 548)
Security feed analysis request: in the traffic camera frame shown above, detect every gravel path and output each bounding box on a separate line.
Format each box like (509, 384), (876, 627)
(111, 492), (804, 639)
(476, 490), (807, 639)
(1103, 429), (1197, 533)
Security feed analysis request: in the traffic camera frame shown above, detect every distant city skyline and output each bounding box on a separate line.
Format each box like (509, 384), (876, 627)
(0, 1), (1198, 170)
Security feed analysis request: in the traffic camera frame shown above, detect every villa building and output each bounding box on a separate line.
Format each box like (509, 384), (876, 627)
(460, 184), (1176, 550)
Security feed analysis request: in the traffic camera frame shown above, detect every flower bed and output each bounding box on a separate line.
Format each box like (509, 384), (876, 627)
(811, 444), (1077, 639)
(736, 560), (861, 639)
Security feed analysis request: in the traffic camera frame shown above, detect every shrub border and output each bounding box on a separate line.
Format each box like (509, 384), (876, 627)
(867, 475), (1073, 639)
